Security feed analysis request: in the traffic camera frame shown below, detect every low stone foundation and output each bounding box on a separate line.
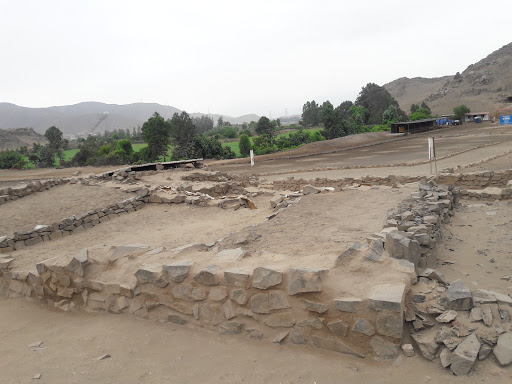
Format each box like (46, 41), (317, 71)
(272, 169), (512, 192)
(0, 178), (69, 205)
(0, 243), (411, 359)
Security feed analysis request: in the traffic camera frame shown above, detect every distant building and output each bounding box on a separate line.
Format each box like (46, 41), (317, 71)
(437, 115), (454, 126)
(390, 118), (439, 134)
(464, 112), (490, 122)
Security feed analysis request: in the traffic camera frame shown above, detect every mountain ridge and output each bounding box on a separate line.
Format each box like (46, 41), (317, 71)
(384, 42), (512, 115)
(0, 102), (261, 137)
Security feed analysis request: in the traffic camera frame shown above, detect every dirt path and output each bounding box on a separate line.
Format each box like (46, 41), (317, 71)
(0, 298), (508, 384)
(0, 184), (131, 236)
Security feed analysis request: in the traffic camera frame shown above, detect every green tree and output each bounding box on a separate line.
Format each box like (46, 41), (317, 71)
(217, 116), (224, 127)
(170, 111), (197, 159)
(43, 126), (65, 164)
(382, 105), (403, 124)
(355, 83), (406, 125)
(336, 100), (354, 121)
(420, 102), (431, 114)
(114, 139), (134, 162)
(301, 100), (321, 127)
(410, 108), (432, 121)
(453, 105), (470, 120)
(38, 146), (56, 167)
(192, 135), (235, 160)
(255, 116), (275, 139)
(44, 126), (64, 152)
(410, 104), (419, 114)
(239, 134), (252, 157)
(142, 112), (172, 161)
(192, 115), (214, 134)
(321, 101), (346, 139)
(71, 136), (101, 166)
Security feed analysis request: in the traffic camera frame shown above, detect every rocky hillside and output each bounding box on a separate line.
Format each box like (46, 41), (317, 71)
(384, 42), (512, 116)
(0, 102), (260, 137)
(384, 76), (452, 114)
(0, 128), (46, 151)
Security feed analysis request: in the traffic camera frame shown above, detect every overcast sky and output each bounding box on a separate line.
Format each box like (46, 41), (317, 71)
(1, 0), (511, 117)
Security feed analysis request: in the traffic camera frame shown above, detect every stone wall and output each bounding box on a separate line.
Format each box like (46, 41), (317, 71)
(0, 178), (68, 205)
(0, 189), (150, 254)
(378, 179), (457, 270)
(182, 171), (260, 187)
(272, 169), (512, 192)
(0, 246), (409, 359)
(272, 175), (421, 191)
(435, 169), (512, 189)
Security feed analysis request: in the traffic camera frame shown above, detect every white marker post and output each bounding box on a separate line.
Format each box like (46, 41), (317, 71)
(250, 149), (254, 167)
(428, 137), (437, 174)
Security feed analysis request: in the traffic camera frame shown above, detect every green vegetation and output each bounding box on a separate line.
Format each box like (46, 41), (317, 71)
(142, 112), (173, 162)
(301, 100), (321, 127)
(238, 134), (252, 157)
(255, 116), (275, 139)
(355, 83), (407, 125)
(410, 108), (433, 121)
(0, 150), (25, 169)
(453, 105), (470, 120)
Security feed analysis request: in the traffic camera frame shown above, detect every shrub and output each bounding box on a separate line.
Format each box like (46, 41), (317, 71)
(239, 134), (252, 157)
(193, 135), (236, 160)
(0, 150), (25, 169)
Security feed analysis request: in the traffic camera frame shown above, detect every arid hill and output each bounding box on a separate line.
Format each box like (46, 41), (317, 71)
(0, 128), (46, 151)
(384, 42), (512, 116)
(0, 102), (260, 137)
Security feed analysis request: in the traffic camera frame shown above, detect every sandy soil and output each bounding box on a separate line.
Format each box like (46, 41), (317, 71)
(462, 152), (512, 173)
(209, 131), (512, 178)
(0, 184), (132, 236)
(436, 200), (512, 295)
(0, 298), (509, 384)
(228, 187), (412, 269)
(2, 123), (512, 383)
(8, 186), (413, 277)
(259, 140), (512, 181)
(0, 166), (114, 186)
(9, 199), (272, 272)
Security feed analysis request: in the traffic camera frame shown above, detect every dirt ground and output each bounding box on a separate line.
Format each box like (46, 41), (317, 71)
(9, 186), (411, 282)
(230, 186), (412, 269)
(1, 298), (509, 384)
(2, 123), (512, 383)
(0, 184), (131, 236)
(0, 166), (114, 186)
(9, 199), (271, 273)
(436, 200), (512, 295)
(208, 124), (512, 178)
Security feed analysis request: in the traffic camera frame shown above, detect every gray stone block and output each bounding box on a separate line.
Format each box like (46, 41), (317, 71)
(252, 266), (282, 289)
(287, 268), (327, 295)
(334, 297), (362, 313)
(352, 318), (375, 336)
(447, 280), (473, 311)
(163, 260), (193, 283)
(368, 283), (406, 313)
(450, 334), (480, 376)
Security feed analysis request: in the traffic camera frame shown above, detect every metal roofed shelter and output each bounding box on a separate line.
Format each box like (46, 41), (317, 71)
(390, 118), (439, 134)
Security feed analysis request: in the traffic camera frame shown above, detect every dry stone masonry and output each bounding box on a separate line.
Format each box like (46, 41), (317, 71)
(0, 178), (68, 205)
